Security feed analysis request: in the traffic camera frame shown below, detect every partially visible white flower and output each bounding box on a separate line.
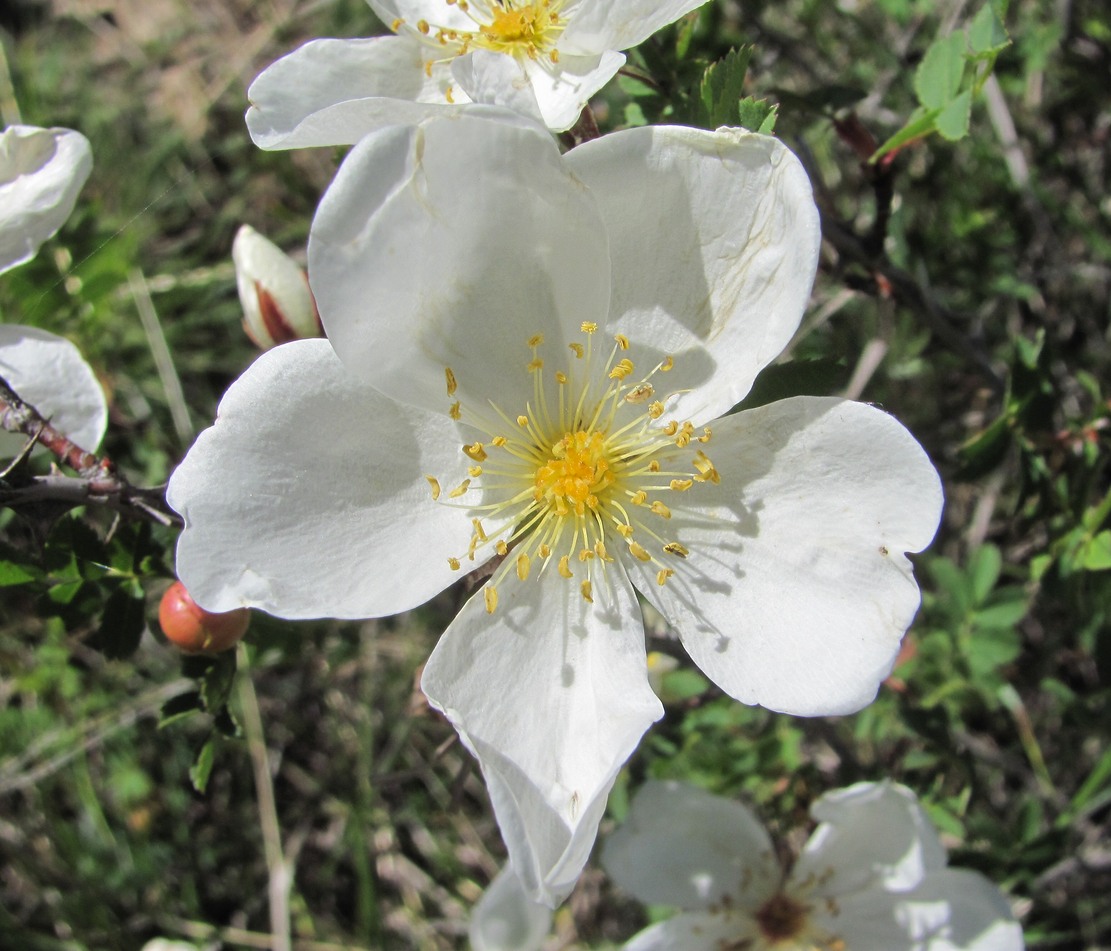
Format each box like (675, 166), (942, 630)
(246, 0), (708, 146)
(0, 125), (92, 274)
(470, 865), (552, 951)
(232, 224), (322, 349)
(139, 940), (202, 951)
(0, 125), (105, 457)
(603, 781), (1025, 951)
(167, 110), (941, 907)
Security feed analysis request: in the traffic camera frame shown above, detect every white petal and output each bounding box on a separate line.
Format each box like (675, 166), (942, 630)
(817, 869), (1024, 951)
(794, 782), (947, 898)
(245, 36), (460, 150)
(629, 397), (943, 716)
(0, 325), (106, 457)
(167, 339), (472, 617)
(602, 780), (778, 911)
(561, 0), (710, 54)
(451, 51), (545, 126)
(0, 125), (91, 274)
(469, 865), (552, 951)
(309, 110), (610, 416)
(621, 910), (756, 951)
(368, 0), (477, 34)
(421, 568), (662, 906)
(520, 50), (626, 132)
(564, 127), (820, 423)
(232, 225), (320, 347)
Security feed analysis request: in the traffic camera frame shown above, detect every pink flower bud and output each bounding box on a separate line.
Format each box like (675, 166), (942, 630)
(232, 224), (322, 348)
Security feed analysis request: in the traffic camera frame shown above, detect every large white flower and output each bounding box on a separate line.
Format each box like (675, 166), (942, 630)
(167, 110), (942, 905)
(602, 780), (1025, 951)
(470, 865), (552, 951)
(0, 125), (106, 456)
(245, 0), (708, 146)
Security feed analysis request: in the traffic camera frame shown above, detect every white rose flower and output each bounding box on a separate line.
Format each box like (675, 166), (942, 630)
(245, 0), (708, 146)
(603, 780), (1025, 951)
(0, 125), (106, 456)
(167, 110), (942, 905)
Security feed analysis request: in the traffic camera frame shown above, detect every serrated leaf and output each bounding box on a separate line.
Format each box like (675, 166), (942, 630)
(0, 560), (42, 586)
(915, 31), (967, 109)
(936, 88), (972, 141)
(189, 736), (217, 793)
(699, 47), (752, 127)
(969, 3), (1010, 55)
(737, 97), (778, 133)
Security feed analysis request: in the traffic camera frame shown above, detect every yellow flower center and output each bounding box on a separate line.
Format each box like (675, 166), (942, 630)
(426, 324), (722, 613)
(393, 0), (568, 98)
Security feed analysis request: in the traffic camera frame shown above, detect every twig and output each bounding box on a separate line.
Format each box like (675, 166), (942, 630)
(562, 105), (601, 148)
(0, 374), (181, 526)
(155, 915), (369, 951)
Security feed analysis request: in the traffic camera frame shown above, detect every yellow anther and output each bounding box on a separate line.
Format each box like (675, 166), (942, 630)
(468, 465), (483, 477)
(445, 367), (457, 395)
(417, 19), (430, 33)
(616, 524), (634, 538)
(569, 342), (584, 358)
(670, 478), (694, 491)
(464, 442), (488, 462)
(528, 358), (544, 371)
(630, 490), (648, 505)
(517, 415), (529, 426)
(555, 371), (567, 384)
(496, 540), (509, 556)
(484, 586), (498, 614)
(550, 49), (559, 63)
(426, 476), (441, 500)
(528, 333), (544, 347)
(445, 85), (455, 104)
(648, 460), (661, 472)
(580, 321), (597, 334)
(625, 383), (654, 403)
(538, 543), (552, 558)
(491, 435), (507, 447)
(580, 580), (593, 603)
(629, 541), (652, 562)
(614, 333), (630, 350)
(698, 428), (712, 443)
(516, 552), (531, 580)
(661, 355), (674, 371)
(693, 451), (720, 484)
(650, 501), (672, 519)
(664, 542), (690, 558)
(448, 556), (461, 570)
(595, 540), (614, 562)
(648, 400), (665, 419)
(471, 518), (488, 541)
(663, 421), (679, 436)
(391, 18), (403, 30)
(458, 0), (468, 9)
(424, 60), (434, 77)
(558, 555), (573, 578)
(609, 358), (634, 380)
(578, 549), (594, 562)
(657, 568), (674, 586)
(449, 401), (461, 420)
(448, 479), (471, 498)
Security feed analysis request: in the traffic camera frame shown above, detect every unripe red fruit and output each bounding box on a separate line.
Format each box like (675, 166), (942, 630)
(158, 581), (250, 654)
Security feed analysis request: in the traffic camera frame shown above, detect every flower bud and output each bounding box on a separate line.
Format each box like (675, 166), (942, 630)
(158, 580), (250, 654)
(232, 224), (322, 348)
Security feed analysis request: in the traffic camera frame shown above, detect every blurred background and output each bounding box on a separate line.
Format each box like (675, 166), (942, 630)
(0, 0), (1108, 947)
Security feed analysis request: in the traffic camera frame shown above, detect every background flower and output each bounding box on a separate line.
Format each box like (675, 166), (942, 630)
(469, 865), (551, 951)
(245, 0), (708, 146)
(603, 780), (1025, 951)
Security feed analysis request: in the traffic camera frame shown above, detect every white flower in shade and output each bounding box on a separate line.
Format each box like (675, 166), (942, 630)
(470, 865), (552, 951)
(166, 110), (942, 905)
(232, 224), (322, 349)
(0, 125), (106, 457)
(245, 0), (708, 146)
(603, 781), (1025, 951)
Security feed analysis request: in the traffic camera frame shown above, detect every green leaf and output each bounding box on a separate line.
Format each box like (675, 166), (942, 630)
(90, 585), (146, 659)
(737, 97), (778, 133)
(159, 690), (204, 727)
(967, 625), (1021, 675)
(915, 30), (967, 109)
(973, 597), (1028, 630)
(189, 736), (217, 793)
(698, 47), (752, 127)
(969, 545), (1003, 604)
(968, 3), (1010, 55)
(871, 106), (938, 162)
(0, 559), (42, 586)
(1080, 530), (1111, 571)
(935, 88), (972, 141)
